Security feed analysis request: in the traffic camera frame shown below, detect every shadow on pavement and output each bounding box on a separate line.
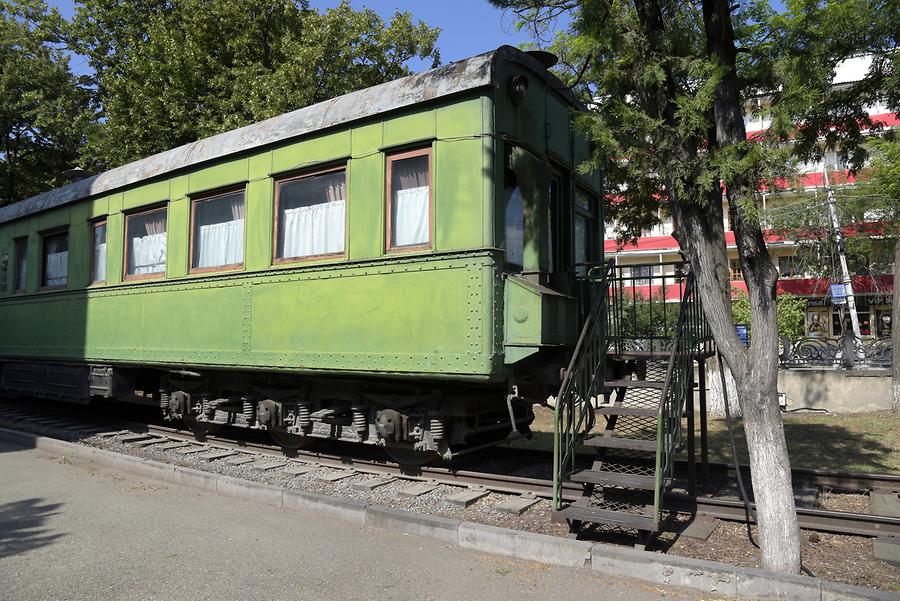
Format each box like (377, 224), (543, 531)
(0, 497), (65, 558)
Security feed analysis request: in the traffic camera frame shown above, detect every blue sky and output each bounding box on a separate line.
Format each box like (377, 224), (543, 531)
(49, 0), (570, 76)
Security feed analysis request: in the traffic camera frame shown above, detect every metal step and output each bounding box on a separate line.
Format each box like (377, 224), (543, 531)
(569, 469), (656, 490)
(608, 351), (672, 360)
(583, 435), (656, 452)
(604, 379), (665, 389)
(554, 505), (657, 531)
(593, 405), (658, 417)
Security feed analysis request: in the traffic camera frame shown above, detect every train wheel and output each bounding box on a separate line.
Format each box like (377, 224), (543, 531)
(384, 446), (439, 467)
(269, 430), (317, 452)
(184, 415), (222, 441)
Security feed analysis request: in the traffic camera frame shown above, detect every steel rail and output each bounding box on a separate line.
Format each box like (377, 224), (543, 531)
(668, 494), (900, 539)
(691, 462), (900, 492)
(1, 405), (898, 539)
(144, 423), (566, 498)
(499, 446), (900, 493)
(144, 426), (900, 538)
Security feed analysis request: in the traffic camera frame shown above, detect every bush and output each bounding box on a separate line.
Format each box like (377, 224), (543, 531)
(731, 289), (806, 342)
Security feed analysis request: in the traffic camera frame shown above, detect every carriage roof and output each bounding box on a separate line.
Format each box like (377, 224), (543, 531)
(0, 45), (577, 225)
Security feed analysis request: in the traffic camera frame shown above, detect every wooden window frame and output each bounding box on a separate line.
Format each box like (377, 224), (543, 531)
(123, 204), (168, 282)
(189, 186), (246, 275)
(12, 236), (27, 294)
(385, 146), (433, 254)
(39, 227), (69, 291)
(90, 218), (108, 285)
(272, 164), (348, 265)
(729, 258), (744, 282)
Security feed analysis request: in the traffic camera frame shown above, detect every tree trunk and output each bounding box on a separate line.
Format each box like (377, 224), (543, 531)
(681, 214), (802, 573)
(738, 371), (799, 569)
(893, 239), (899, 413)
(689, 0), (803, 574)
(629, 0), (802, 572)
(706, 355), (741, 418)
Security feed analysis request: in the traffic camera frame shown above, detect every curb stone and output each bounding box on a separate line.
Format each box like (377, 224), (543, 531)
(459, 521), (592, 568)
(591, 543), (738, 596)
(366, 505), (460, 544)
(735, 567), (821, 600)
(820, 580), (899, 601)
(1, 427), (895, 601)
(216, 474), (283, 507)
(283, 489), (368, 525)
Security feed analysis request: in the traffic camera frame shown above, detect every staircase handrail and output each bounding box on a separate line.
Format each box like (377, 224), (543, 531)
(652, 270), (707, 525)
(552, 262), (614, 509)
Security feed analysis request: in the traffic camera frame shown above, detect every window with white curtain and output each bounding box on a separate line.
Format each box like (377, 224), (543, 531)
(192, 190), (245, 270)
(276, 169), (346, 260)
(41, 231), (68, 288)
(126, 207), (167, 278)
(13, 237), (26, 292)
(91, 221), (107, 283)
(388, 150), (430, 249)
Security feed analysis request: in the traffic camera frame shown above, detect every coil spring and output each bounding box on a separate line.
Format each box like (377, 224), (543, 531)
(201, 397), (215, 419)
(352, 407), (367, 434)
(429, 418), (444, 441)
(296, 404), (311, 428)
(242, 399), (255, 422)
(159, 392), (170, 412)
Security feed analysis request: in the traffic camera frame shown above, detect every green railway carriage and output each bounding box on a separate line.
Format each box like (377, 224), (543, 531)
(0, 46), (602, 461)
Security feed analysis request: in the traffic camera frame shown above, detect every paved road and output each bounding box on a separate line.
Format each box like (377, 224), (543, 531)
(0, 440), (697, 601)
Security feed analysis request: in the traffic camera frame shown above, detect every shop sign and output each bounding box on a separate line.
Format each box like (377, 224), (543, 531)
(829, 283), (847, 305)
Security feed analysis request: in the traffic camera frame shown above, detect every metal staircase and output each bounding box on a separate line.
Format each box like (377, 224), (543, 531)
(553, 261), (714, 536)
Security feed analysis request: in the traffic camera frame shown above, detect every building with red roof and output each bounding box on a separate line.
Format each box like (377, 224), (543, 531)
(603, 55), (895, 340)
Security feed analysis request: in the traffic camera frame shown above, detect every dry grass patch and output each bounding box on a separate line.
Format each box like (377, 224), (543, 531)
(518, 406), (899, 475)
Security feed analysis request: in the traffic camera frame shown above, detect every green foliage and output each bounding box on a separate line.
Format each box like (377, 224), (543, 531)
(70, 0), (441, 169)
(732, 290), (806, 342)
(492, 0), (898, 242)
(0, 0), (92, 205)
(867, 137), (900, 204)
(494, 0), (896, 570)
(765, 137), (900, 281)
(614, 293), (680, 339)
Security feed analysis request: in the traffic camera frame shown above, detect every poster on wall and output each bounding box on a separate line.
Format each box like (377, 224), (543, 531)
(805, 309), (828, 338)
(876, 309), (892, 338)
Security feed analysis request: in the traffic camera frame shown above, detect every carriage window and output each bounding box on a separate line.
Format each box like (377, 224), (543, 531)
(574, 215), (588, 275)
(125, 207), (167, 278)
(387, 149), (431, 250)
(548, 175), (562, 273)
(91, 220), (107, 283)
(13, 237), (27, 292)
(275, 169), (345, 260)
(41, 230), (68, 288)
(574, 188), (595, 277)
(192, 190), (245, 271)
(505, 171), (524, 271)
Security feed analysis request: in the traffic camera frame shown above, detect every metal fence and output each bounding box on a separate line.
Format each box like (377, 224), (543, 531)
(780, 336), (893, 369)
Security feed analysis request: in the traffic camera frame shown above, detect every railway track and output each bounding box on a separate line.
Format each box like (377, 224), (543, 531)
(1, 399), (898, 539)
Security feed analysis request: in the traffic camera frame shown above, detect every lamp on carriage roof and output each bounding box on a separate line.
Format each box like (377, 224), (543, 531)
(508, 50), (559, 104)
(526, 50), (559, 69)
(59, 167), (92, 183)
(508, 74), (530, 104)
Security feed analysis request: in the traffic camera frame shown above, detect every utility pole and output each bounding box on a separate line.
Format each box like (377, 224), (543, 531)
(823, 166), (861, 341)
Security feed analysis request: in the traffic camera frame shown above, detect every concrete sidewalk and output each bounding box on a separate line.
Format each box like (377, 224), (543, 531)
(0, 440), (692, 601)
